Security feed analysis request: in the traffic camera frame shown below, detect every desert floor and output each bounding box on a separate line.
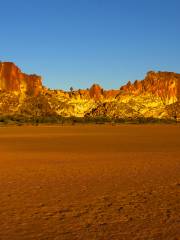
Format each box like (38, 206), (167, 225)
(0, 124), (179, 240)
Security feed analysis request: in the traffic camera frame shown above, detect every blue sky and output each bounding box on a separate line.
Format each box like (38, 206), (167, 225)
(0, 0), (180, 90)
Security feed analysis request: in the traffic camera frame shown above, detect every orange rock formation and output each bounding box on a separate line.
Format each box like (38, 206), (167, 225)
(0, 62), (42, 96)
(89, 84), (103, 100)
(120, 71), (180, 104)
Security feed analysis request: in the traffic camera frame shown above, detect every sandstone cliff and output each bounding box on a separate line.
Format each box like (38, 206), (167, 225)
(120, 71), (180, 104)
(0, 62), (179, 121)
(0, 62), (42, 96)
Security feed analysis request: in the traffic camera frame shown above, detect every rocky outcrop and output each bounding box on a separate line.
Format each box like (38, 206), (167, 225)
(0, 62), (179, 121)
(89, 84), (103, 100)
(0, 62), (42, 96)
(120, 71), (180, 104)
(89, 84), (120, 100)
(103, 89), (120, 99)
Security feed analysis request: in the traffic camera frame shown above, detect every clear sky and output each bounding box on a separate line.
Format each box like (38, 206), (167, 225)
(1, 0), (180, 90)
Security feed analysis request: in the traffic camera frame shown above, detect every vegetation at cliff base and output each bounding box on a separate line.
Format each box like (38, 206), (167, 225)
(0, 115), (178, 126)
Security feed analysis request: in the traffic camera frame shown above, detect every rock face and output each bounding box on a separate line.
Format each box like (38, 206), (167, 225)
(0, 62), (42, 96)
(89, 84), (103, 100)
(120, 71), (180, 104)
(0, 62), (179, 121)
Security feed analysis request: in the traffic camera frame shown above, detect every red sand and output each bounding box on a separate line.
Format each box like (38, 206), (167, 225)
(0, 125), (179, 240)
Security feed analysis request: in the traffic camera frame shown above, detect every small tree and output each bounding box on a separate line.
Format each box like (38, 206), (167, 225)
(70, 86), (73, 92)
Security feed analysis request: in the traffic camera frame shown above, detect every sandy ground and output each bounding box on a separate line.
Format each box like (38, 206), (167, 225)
(0, 124), (179, 240)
